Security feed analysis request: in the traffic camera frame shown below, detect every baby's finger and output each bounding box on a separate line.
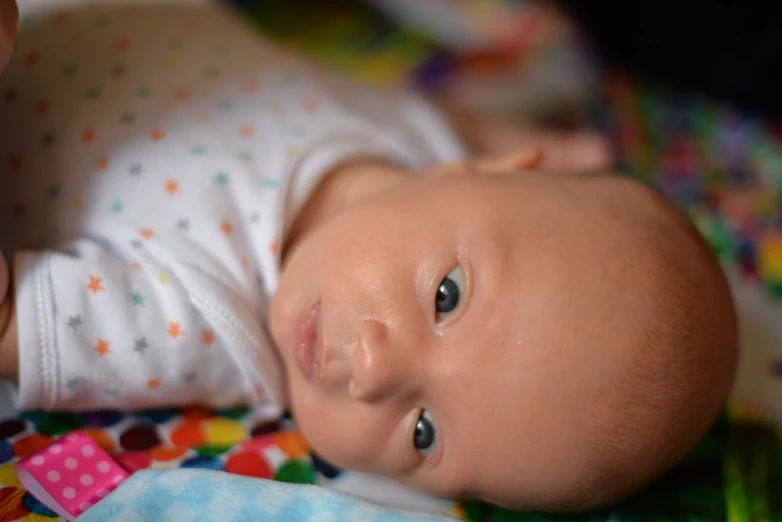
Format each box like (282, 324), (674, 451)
(0, 0), (19, 73)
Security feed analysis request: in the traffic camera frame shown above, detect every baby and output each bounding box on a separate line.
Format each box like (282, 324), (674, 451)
(0, 0), (737, 512)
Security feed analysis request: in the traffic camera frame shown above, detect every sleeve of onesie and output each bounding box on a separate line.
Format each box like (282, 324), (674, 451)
(14, 235), (284, 415)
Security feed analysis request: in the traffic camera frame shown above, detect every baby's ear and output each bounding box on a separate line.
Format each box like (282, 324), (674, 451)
(470, 147), (544, 176)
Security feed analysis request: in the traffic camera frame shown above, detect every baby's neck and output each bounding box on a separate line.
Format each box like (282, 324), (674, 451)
(281, 158), (412, 261)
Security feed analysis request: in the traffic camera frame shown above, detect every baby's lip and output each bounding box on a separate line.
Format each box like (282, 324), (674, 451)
(294, 302), (322, 381)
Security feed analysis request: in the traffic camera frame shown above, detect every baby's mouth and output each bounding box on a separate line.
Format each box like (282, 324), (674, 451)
(294, 302), (322, 381)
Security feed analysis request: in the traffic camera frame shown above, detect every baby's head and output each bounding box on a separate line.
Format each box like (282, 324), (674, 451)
(270, 149), (737, 511)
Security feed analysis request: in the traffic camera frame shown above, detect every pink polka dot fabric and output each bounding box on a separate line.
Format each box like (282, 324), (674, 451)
(14, 431), (129, 521)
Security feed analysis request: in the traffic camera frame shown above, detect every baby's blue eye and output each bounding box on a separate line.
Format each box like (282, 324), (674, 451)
(435, 265), (463, 319)
(414, 410), (437, 457)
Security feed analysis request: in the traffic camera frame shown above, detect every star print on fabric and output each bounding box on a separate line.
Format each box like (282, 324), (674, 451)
(130, 240), (144, 249)
(303, 98), (319, 113)
(129, 164), (142, 176)
(4, 89), (17, 103)
(240, 125), (255, 138)
(204, 66), (220, 78)
(41, 134), (55, 147)
(194, 113), (208, 125)
(134, 337), (148, 353)
(190, 145), (206, 156)
(131, 292), (145, 307)
(85, 88), (101, 100)
(147, 378), (161, 389)
(87, 276), (104, 294)
(216, 99), (233, 111)
(131, 261), (143, 271)
(149, 128), (165, 141)
(72, 196), (83, 208)
(220, 220), (233, 237)
(62, 64), (78, 77)
(162, 57), (179, 71)
(140, 228), (155, 240)
(167, 322), (183, 339)
(114, 37), (131, 51)
(262, 178), (278, 189)
(69, 32), (84, 45)
(12, 203), (24, 217)
(82, 128), (96, 144)
(111, 200), (123, 213)
(9, 154), (22, 171)
(137, 86), (151, 98)
(201, 329), (214, 346)
(94, 339), (111, 356)
(239, 151), (253, 162)
(35, 100), (49, 116)
(164, 179), (179, 196)
(47, 185), (61, 199)
(214, 172), (229, 185)
(67, 315), (83, 330)
(25, 52), (40, 67)
(242, 78), (258, 93)
(174, 88), (189, 102)
(287, 146), (301, 158)
(177, 219), (190, 231)
(64, 378), (80, 390)
(185, 372), (197, 383)
(158, 272), (170, 285)
(120, 112), (135, 124)
(249, 213), (260, 224)
(112, 64), (126, 78)
(269, 241), (279, 256)
(104, 389), (120, 397)
(98, 156), (110, 171)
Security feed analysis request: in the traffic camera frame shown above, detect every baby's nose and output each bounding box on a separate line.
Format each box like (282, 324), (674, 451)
(348, 318), (409, 402)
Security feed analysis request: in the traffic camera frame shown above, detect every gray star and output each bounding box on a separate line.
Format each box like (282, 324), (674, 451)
(177, 218), (190, 231)
(239, 151), (253, 162)
(184, 372), (197, 382)
(129, 164), (142, 176)
(134, 337), (148, 353)
(41, 133), (55, 147)
(249, 213), (261, 224)
(204, 66), (220, 78)
(67, 315), (82, 330)
(130, 239), (144, 249)
(112, 64), (126, 77)
(120, 112), (135, 124)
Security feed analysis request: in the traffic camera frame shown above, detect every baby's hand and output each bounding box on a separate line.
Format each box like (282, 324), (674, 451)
(0, 0), (18, 73)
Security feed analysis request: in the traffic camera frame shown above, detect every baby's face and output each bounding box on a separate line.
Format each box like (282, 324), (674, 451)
(271, 169), (642, 508)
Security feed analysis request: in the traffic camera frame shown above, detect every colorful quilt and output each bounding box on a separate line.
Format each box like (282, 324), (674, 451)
(0, 402), (780, 521)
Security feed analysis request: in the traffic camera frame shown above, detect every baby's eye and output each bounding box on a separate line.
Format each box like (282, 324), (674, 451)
(414, 410), (437, 457)
(435, 265), (463, 320)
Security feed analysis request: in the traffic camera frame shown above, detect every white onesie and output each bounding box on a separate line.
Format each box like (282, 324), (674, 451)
(0, 0), (465, 415)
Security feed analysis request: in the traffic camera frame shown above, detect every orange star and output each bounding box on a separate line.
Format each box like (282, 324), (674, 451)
(25, 52), (40, 67)
(242, 78), (258, 93)
(268, 241), (279, 256)
(240, 255), (249, 267)
(303, 98), (319, 113)
(220, 220), (233, 237)
(124, 7), (138, 18)
(149, 128), (165, 141)
(97, 156), (110, 171)
(87, 275), (104, 294)
(130, 261), (143, 271)
(140, 228), (155, 240)
(201, 329), (214, 346)
(35, 100), (49, 116)
(82, 128), (96, 144)
(94, 339), (111, 356)
(167, 322), (183, 339)
(9, 154), (22, 171)
(164, 179), (179, 196)
(174, 88), (189, 102)
(147, 378), (160, 389)
(114, 37), (130, 51)
(54, 12), (69, 23)
(240, 125), (255, 138)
